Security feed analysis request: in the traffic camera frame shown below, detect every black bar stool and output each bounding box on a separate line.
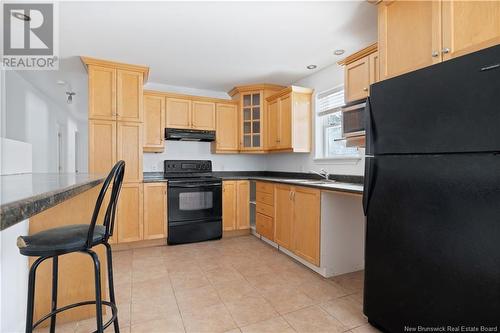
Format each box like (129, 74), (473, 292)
(17, 161), (126, 333)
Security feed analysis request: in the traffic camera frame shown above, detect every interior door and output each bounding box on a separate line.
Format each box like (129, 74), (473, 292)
(442, 1), (500, 61)
(274, 184), (293, 249)
(364, 154), (500, 331)
(292, 187), (320, 266)
(117, 69), (143, 122)
(378, 1), (441, 80)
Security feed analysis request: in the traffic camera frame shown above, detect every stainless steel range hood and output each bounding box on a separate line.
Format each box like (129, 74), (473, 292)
(165, 128), (216, 142)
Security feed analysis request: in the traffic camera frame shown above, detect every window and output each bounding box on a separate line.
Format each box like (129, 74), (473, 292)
(315, 86), (359, 159)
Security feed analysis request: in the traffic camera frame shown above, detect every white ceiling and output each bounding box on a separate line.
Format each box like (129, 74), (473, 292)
(59, 1), (378, 92)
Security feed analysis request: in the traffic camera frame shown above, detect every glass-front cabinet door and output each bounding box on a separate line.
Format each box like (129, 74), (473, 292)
(241, 91), (262, 149)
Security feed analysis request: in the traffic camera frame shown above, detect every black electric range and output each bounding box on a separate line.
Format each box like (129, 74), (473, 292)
(164, 160), (222, 245)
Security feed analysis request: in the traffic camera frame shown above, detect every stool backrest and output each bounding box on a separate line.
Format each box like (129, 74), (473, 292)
(86, 160), (125, 247)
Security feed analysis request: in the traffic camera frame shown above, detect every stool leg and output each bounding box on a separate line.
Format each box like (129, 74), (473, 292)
(105, 242), (120, 333)
(25, 256), (47, 333)
(49, 256), (58, 333)
(87, 250), (104, 333)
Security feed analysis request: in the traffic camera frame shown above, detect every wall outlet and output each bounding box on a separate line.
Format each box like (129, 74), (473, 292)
(151, 164), (158, 171)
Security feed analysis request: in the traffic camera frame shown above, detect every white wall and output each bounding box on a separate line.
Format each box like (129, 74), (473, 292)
(144, 141), (268, 172)
(3, 71), (88, 173)
(266, 63), (366, 176)
(0, 138), (32, 333)
(145, 82), (230, 100)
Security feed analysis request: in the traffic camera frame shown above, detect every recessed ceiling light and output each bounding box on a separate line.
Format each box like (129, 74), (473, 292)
(307, 65), (317, 70)
(334, 49), (345, 56)
(12, 12), (30, 21)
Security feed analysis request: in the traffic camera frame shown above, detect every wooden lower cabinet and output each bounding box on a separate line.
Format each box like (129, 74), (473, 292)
(274, 185), (321, 266)
(292, 187), (321, 266)
(274, 184), (293, 249)
(143, 182), (167, 240)
(255, 181), (275, 241)
(256, 213), (274, 241)
(117, 183), (144, 243)
(223, 180), (250, 232)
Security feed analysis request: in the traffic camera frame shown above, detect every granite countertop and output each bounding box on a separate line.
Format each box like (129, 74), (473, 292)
(143, 171), (364, 195)
(1, 173), (105, 231)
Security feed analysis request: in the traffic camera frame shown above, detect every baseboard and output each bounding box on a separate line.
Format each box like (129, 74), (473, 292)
(111, 238), (167, 251)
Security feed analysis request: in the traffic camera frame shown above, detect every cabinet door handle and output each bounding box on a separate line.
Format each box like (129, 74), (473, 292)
(289, 191), (292, 200)
(363, 87), (368, 92)
(442, 48), (450, 54)
(432, 51), (439, 57)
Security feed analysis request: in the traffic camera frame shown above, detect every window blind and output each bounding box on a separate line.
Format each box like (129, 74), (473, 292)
(317, 87), (345, 116)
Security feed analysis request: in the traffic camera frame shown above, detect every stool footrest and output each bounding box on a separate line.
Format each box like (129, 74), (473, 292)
(32, 300), (117, 332)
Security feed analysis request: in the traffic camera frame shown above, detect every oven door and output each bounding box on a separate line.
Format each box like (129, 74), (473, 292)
(342, 102), (366, 138)
(168, 181), (222, 223)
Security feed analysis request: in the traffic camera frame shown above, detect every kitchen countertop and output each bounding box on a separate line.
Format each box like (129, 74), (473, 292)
(0, 173), (105, 231)
(143, 171), (364, 195)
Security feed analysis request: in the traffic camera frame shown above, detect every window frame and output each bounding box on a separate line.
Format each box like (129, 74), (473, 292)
(314, 85), (362, 162)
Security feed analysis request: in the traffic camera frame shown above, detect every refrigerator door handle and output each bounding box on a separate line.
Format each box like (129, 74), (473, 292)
(365, 97), (374, 155)
(363, 157), (376, 216)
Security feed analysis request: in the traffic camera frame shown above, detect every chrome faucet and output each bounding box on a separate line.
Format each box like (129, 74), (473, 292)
(310, 168), (331, 181)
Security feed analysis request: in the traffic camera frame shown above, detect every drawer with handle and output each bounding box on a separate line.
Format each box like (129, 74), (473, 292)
(256, 213), (274, 241)
(256, 192), (274, 206)
(256, 202), (274, 218)
(256, 182), (274, 195)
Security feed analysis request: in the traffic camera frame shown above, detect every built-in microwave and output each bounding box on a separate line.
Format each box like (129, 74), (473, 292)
(342, 101), (366, 139)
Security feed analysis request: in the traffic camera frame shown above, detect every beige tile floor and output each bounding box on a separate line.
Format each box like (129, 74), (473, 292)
(35, 235), (381, 333)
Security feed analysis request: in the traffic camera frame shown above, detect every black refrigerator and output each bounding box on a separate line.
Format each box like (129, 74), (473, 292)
(363, 45), (500, 332)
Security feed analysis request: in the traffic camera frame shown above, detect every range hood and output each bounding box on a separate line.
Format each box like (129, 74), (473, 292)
(165, 128), (216, 142)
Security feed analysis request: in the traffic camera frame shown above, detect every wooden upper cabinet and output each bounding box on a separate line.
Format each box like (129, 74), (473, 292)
(143, 183), (167, 240)
(143, 93), (165, 153)
(266, 87), (312, 152)
(166, 97), (191, 129)
(241, 91), (263, 151)
(267, 99), (279, 150)
(278, 94), (292, 149)
(117, 122), (143, 182)
(369, 52), (380, 85)
(88, 66), (116, 120)
(236, 181), (250, 230)
(274, 184), (293, 249)
(441, 1), (500, 61)
(214, 103), (239, 152)
(117, 70), (144, 122)
(378, 1), (441, 80)
(292, 187), (321, 266)
(192, 101), (215, 130)
(117, 183), (143, 243)
(222, 181), (237, 231)
(345, 57), (370, 102)
(89, 119), (116, 174)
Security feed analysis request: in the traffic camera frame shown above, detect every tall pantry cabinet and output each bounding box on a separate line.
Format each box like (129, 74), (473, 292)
(82, 57), (149, 244)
